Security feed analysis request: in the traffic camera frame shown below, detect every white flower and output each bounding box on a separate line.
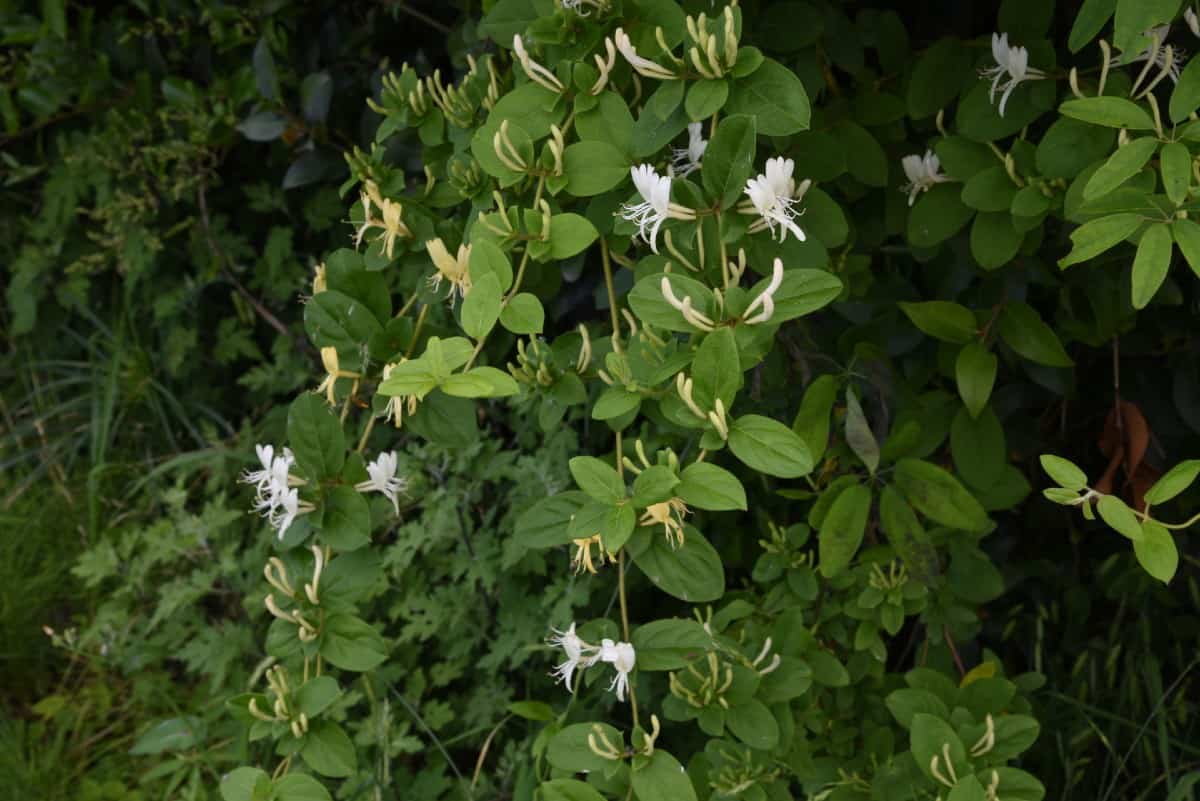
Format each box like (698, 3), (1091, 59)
(598, 639), (636, 702)
(355, 451), (407, 514)
(241, 444), (276, 497)
(269, 487), (302, 539)
(670, 122), (707, 178)
(614, 27), (677, 80)
(621, 165), (672, 252)
(900, 149), (950, 206)
(1187, 9), (1200, 38)
(743, 157), (807, 242)
(980, 33), (1045, 117)
(548, 623), (597, 690)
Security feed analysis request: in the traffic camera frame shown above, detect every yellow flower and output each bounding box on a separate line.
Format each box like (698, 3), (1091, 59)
(355, 181), (411, 259)
(314, 347), (361, 406)
(425, 238), (473, 302)
(571, 534), (610, 574)
(378, 361), (422, 428)
(639, 497), (689, 548)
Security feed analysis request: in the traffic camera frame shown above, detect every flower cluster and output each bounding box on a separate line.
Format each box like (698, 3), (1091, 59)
(240, 444), (310, 539)
(355, 451), (407, 514)
(742, 157), (809, 242)
(980, 33), (1045, 117)
(549, 624), (637, 702)
(900, 149), (949, 206)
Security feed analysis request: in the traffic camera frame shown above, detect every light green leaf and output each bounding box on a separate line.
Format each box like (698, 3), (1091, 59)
(1145, 459), (1200, 504)
(1040, 455), (1089, 491)
(563, 141), (631, 196)
(1083, 137), (1158, 200)
(320, 614), (387, 672)
(676, 462), (747, 510)
(631, 750), (698, 801)
(461, 272), (502, 339)
(288, 394), (346, 480)
(301, 720), (356, 777)
(1059, 213), (1142, 268)
(1160, 141), (1191, 205)
(548, 213), (599, 259)
(499, 293), (544, 334)
(1134, 520), (1179, 582)
(685, 79), (729, 121)
(1059, 96), (1156, 129)
(729, 415), (813, 478)
(1096, 494), (1144, 541)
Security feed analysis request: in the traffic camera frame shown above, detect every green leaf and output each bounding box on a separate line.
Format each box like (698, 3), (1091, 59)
(1172, 217), (1200, 279)
(1083, 137), (1159, 200)
(628, 525), (725, 602)
(1131, 222), (1173, 309)
(844, 388), (879, 475)
(1172, 52), (1200, 122)
(971, 211), (1024, 270)
(907, 38), (972, 118)
(305, 291), (384, 349)
(1040, 455), (1089, 491)
(301, 720), (356, 777)
(273, 774), (332, 801)
(1145, 459), (1200, 504)
(725, 700), (780, 750)
(691, 328), (741, 410)
(461, 272), (502, 339)
(677, 462), (747, 511)
(577, 91), (634, 155)
(548, 213), (599, 259)
(997, 303), (1074, 367)
(1113, 0), (1183, 56)
(296, 677), (341, 718)
(632, 465), (681, 507)
(593, 387), (642, 420)
(886, 688), (949, 729)
(1096, 494), (1144, 541)
(1069, 0), (1116, 52)
(728, 415), (813, 478)
(320, 614), (387, 671)
(628, 272), (717, 333)
(894, 458), (990, 531)
(956, 343), (998, 419)
(1059, 97), (1156, 129)
(317, 486), (371, 551)
(685, 79), (729, 121)
(818, 483), (871, 577)
(480, 0), (539, 41)
(563, 141), (630, 197)
(1060, 213), (1142, 268)
(1160, 141), (1191, 205)
(793, 374), (837, 462)
(1134, 521), (1179, 583)
(220, 767), (271, 801)
(130, 717), (204, 755)
(569, 456), (625, 503)
(288, 394), (346, 480)
(947, 776), (988, 801)
(469, 239), (514, 292)
(516, 492), (586, 548)
(962, 166), (1018, 212)
(911, 713), (967, 783)
(879, 485), (930, 569)
(725, 58), (810, 135)
(908, 184), (975, 248)
(547, 723), (624, 773)
(631, 750), (698, 801)
(633, 81), (690, 158)
(509, 701), (554, 721)
(898, 301), (977, 344)
(950, 406), (1006, 489)
(500, 293), (544, 334)
(702, 114), (756, 208)
(768, 268), (844, 322)
(1036, 117), (1117, 178)
(630, 618), (711, 670)
(542, 779), (608, 801)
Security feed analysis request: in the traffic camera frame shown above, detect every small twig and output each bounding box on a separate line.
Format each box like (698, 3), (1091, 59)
(943, 624), (966, 677)
(386, 0), (453, 34)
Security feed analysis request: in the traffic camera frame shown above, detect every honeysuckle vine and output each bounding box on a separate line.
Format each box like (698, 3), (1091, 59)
(221, 2), (1200, 800)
